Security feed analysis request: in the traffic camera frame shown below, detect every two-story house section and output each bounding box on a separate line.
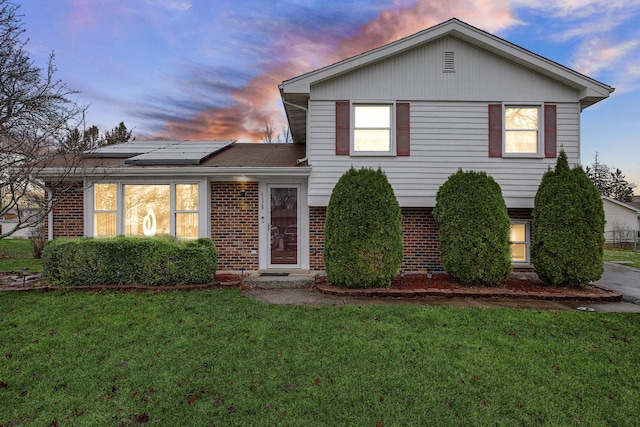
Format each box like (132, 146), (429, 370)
(280, 18), (614, 273)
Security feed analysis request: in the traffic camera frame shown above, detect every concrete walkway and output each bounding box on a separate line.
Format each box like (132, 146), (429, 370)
(243, 267), (640, 313)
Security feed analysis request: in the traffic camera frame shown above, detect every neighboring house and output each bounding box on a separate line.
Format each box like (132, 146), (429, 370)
(602, 196), (640, 246)
(0, 209), (39, 238)
(37, 18), (613, 274)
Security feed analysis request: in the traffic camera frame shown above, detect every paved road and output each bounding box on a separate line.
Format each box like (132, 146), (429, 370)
(596, 262), (640, 305)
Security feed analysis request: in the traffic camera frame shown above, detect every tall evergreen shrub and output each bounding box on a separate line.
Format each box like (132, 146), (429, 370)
(532, 151), (604, 287)
(432, 170), (511, 285)
(324, 167), (403, 288)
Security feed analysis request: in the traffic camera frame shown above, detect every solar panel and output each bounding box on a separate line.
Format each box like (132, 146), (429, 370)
(86, 140), (235, 165)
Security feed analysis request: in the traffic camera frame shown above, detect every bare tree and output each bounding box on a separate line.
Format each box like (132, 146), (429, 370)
(277, 124), (293, 144)
(609, 221), (637, 250)
(0, 1), (87, 238)
(260, 121), (276, 143)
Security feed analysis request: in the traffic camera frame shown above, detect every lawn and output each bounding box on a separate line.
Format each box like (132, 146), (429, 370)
(0, 239), (42, 272)
(1, 289), (638, 426)
(604, 249), (640, 269)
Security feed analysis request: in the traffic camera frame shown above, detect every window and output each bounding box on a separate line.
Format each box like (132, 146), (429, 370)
(336, 102), (410, 156)
(505, 107), (539, 154)
(488, 104), (556, 158)
(353, 104), (392, 152)
(94, 183), (117, 237)
(91, 182), (199, 238)
(510, 221), (530, 263)
(175, 184), (199, 239)
(124, 184), (170, 236)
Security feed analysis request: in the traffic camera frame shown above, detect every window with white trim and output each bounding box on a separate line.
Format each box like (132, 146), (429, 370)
(92, 182), (199, 238)
(510, 221), (530, 263)
(353, 104), (393, 153)
(93, 183), (117, 237)
(505, 106), (540, 155)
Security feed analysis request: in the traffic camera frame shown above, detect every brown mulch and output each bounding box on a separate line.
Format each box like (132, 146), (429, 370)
(315, 273), (621, 302)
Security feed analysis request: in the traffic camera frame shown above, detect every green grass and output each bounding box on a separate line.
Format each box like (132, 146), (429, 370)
(1, 289), (639, 426)
(0, 238), (42, 272)
(604, 249), (640, 269)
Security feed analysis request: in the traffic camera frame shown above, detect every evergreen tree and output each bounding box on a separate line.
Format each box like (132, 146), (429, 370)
(324, 167), (403, 288)
(104, 121), (133, 145)
(532, 151), (604, 288)
(433, 170), (511, 286)
(585, 152), (635, 202)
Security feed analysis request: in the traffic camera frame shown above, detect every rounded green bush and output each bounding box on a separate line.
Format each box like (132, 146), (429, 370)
(532, 151), (604, 288)
(42, 236), (217, 286)
(324, 167), (403, 288)
(433, 170), (511, 286)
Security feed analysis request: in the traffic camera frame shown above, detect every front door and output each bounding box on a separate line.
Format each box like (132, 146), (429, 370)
(268, 185), (299, 267)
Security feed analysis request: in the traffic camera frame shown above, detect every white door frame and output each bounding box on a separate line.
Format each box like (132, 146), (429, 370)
(259, 180), (309, 271)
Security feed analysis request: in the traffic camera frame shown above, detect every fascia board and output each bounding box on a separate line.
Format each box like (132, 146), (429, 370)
(35, 166), (312, 179)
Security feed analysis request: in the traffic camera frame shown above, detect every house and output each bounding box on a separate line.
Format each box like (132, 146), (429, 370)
(602, 196), (640, 247)
(37, 18), (613, 274)
(0, 209), (39, 238)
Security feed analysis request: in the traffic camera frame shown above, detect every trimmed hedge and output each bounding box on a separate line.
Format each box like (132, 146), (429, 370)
(532, 151), (604, 288)
(433, 170), (512, 286)
(42, 236), (217, 286)
(324, 167), (403, 288)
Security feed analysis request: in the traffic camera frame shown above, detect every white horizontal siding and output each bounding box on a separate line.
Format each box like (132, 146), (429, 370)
(603, 200), (640, 242)
(308, 100), (580, 208)
(312, 36), (578, 103)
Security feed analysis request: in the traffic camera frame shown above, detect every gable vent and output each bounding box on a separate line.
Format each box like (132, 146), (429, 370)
(443, 51), (455, 73)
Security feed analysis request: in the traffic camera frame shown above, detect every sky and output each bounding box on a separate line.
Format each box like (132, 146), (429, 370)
(16, 0), (640, 192)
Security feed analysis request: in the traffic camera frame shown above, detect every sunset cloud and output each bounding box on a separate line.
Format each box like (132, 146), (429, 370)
(155, 0), (517, 141)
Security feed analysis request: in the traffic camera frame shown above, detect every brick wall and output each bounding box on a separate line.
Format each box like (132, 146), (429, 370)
(308, 206), (535, 273)
(309, 207), (326, 270)
(211, 181), (259, 271)
(308, 206), (444, 273)
(47, 180), (85, 238)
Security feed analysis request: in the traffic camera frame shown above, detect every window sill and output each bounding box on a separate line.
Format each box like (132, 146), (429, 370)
(502, 153), (544, 159)
(350, 152), (397, 157)
(511, 262), (534, 269)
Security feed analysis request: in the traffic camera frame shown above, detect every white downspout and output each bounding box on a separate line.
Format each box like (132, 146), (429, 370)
(282, 100), (309, 165)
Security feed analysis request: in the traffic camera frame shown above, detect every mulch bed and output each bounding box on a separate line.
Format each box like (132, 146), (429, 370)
(314, 273), (622, 302)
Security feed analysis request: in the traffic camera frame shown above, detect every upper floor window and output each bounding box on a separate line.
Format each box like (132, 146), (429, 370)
(505, 107), (539, 154)
(353, 104), (393, 153)
(489, 104), (555, 159)
(336, 101), (410, 156)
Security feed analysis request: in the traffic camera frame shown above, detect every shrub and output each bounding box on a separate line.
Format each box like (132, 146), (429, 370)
(28, 223), (46, 259)
(532, 151), (604, 288)
(433, 170), (511, 286)
(42, 236), (217, 286)
(324, 167), (403, 288)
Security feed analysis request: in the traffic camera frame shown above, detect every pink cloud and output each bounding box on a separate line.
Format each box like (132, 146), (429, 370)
(573, 38), (639, 76)
(157, 0), (517, 141)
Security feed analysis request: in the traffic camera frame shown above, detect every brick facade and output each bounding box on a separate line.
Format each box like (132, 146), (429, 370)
(309, 206), (444, 273)
(46, 181), (85, 238)
(307, 206), (534, 274)
(46, 179), (535, 274)
(211, 181), (259, 271)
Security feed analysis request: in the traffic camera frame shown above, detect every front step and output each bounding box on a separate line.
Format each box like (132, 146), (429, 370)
(242, 273), (315, 289)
